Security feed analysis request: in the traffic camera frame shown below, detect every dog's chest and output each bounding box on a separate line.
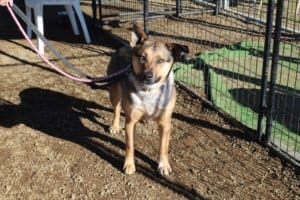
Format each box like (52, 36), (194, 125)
(129, 85), (173, 119)
(131, 90), (163, 116)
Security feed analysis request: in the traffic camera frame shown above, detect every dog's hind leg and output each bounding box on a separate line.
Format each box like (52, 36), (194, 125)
(109, 83), (122, 134)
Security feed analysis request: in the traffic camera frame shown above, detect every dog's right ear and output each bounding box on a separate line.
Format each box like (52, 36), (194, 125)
(130, 23), (148, 47)
(166, 43), (189, 61)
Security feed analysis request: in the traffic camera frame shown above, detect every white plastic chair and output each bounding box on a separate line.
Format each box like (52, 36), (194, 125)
(25, 0), (91, 54)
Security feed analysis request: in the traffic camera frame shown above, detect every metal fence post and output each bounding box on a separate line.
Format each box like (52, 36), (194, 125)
(204, 64), (212, 101)
(98, 0), (102, 22)
(264, 0), (284, 145)
(92, 0), (96, 24)
(214, 0), (220, 15)
(176, 0), (182, 17)
(92, 0), (102, 24)
(144, 0), (149, 34)
(257, 0), (275, 141)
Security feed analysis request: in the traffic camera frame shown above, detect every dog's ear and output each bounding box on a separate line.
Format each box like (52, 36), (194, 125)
(130, 23), (148, 47)
(166, 43), (189, 61)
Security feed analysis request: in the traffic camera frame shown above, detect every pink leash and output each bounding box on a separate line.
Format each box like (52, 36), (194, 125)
(6, 5), (130, 84)
(6, 5), (92, 83)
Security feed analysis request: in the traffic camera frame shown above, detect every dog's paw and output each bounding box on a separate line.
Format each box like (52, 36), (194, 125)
(123, 162), (136, 175)
(109, 126), (119, 134)
(158, 161), (172, 176)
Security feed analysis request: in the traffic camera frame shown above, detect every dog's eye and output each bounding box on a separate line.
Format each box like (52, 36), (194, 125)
(139, 56), (146, 64)
(157, 59), (165, 64)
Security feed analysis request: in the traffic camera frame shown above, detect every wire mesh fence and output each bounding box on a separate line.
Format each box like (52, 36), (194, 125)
(266, 0), (300, 162)
(93, 0), (300, 165)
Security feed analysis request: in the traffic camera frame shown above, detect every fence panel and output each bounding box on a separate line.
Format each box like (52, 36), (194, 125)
(153, 0), (267, 132)
(265, 0), (300, 162)
(96, 0), (300, 165)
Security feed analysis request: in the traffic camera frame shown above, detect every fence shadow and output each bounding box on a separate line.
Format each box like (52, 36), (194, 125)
(182, 56), (300, 135)
(173, 112), (254, 141)
(189, 56), (300, 102)
(0, 87), (204, 199)
(233, 42), (300, 65)
(229, 88), (300, 133)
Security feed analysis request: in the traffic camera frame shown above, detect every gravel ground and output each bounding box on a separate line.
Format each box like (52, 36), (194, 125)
(0, 3), (299, 200)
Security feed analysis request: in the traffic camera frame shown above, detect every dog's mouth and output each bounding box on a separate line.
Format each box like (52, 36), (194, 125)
(137, 74), (161, 85)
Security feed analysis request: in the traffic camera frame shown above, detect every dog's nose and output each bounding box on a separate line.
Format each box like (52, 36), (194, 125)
(139, 71), (154, 84)
(144, 72), (153, 80)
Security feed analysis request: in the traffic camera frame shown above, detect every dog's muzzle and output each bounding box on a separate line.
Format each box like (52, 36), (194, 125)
(138, 71), (160, 85)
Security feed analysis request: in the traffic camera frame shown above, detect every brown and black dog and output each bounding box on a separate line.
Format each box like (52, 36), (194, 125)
(107, 24), (188, 176)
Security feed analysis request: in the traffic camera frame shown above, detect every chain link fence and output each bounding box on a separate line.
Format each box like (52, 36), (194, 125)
(92, 0), (300, 166)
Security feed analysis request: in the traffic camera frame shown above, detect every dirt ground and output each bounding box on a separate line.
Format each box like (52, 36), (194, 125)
(0, 2), (299, 200)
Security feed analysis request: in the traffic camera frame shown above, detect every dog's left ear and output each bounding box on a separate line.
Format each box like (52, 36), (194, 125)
(166, 43), (189, 61)
(130, 23), (148, 47)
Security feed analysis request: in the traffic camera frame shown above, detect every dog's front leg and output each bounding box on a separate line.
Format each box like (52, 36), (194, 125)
(123, 113), (141, 175)
(157, 117), (172, 176)
(109, 83), (121, 134)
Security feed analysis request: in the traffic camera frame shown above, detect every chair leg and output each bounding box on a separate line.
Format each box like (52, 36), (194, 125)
(34, 4), (44, 54)
(64, 5), (79, 35)
(26, 6), (32, 38)
(73, 2), (91, 43)
(297, 0), (300, 15)
(259, 0), (263, 10)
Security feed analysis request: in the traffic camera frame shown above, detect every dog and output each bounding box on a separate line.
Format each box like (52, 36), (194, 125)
(107, 24), (189, 176)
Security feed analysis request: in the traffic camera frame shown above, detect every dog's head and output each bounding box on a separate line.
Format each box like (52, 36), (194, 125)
(130, 24), (189, 86)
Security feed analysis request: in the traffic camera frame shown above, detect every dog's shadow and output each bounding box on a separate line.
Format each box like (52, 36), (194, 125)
(0, 87), (204, 199)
